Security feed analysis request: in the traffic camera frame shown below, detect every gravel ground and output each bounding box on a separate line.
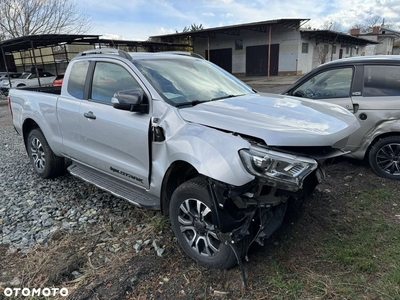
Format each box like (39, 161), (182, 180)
(0, 106), (163, 256)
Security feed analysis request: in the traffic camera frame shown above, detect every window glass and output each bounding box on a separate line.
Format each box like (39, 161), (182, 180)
(363, 65), (400, 97)
(133, 57), (252, 106)
(91, 62), (141, 103)
(302, 43), (308, 53)
(67, 60), (90, 100)
(292, 68), (353, 99)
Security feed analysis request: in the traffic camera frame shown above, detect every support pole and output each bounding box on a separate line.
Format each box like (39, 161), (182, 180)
(1, 47), (11, 88)
(268, 26), (272, 80)
(207, 36), (210, 61)
(30, 40), (41, 87)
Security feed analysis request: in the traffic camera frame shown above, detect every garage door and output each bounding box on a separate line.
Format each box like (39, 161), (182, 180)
(246, 44), (279, 76)
(205, 48), (232, 73)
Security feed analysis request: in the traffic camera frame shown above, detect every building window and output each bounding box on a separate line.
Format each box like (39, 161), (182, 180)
(346, 47), (349, 54)
(356, 47), (359, 54)
(235, 39), (243, 50)
(302, 43), (308, 53)
(332, 45), (336, 54)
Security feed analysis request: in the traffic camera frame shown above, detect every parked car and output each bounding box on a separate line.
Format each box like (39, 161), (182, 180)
(3, 70), (56, 89)
(9, 49), (359, 269)
(53, 73), (64, 87)
(0, 72), (22, 95)
(283, 55), (400, 180)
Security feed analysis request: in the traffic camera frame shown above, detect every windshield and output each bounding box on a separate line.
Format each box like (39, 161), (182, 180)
(132, 57), (254, 107)
(19, 73), (30, 79)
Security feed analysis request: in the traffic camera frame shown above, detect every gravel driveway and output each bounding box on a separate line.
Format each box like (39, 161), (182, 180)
(0, 104), (151, 254)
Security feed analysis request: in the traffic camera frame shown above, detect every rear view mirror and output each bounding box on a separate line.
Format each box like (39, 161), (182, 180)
(112, 89), (149, 113)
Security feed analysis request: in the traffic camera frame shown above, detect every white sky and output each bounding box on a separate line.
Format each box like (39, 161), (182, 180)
(82, 0), (400, 40)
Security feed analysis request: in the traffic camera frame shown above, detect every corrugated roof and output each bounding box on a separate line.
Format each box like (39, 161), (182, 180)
(151, 18), (310, 39)
(0, 34), (101, 53)
(0, 34), (191, 53)
(300, 29), (380, 46)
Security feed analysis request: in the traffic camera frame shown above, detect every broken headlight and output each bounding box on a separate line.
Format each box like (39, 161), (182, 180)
(239, 146), (318, 191)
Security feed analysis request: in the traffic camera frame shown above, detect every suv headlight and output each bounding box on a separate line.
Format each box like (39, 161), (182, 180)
(239, 146), (318, 191)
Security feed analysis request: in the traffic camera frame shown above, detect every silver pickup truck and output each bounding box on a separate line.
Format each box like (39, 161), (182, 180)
(8, 49), (359, 270)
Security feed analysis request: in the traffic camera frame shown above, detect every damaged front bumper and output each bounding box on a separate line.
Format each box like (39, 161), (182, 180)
(206, 165), (324, 247)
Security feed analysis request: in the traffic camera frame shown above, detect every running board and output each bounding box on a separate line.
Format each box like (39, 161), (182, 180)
(68, 163), (160, 210)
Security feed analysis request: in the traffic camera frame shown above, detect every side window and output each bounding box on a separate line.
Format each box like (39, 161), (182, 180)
(363, 65), (400, 97)
(67, 60), (90, 100)
(293, 68), (353, 99)
(30, 73), (37, 79)
(91, 62), (141, 104)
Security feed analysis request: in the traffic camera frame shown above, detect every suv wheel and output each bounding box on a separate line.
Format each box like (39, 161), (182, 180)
(369, 136), (400, 180)
(170, 177), (243, 269)
(27, 129), (65, 178)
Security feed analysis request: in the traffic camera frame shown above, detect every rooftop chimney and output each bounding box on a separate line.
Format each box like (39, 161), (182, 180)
(350, 28), (360, 36)
(372, 26), (380, 34)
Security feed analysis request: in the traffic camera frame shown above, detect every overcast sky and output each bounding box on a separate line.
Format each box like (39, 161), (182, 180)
(84, 0), (400, 40)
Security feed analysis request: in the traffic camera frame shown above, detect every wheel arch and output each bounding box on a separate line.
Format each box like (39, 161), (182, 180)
(160, 160), (199, 216)
(22, 118), (40, 150)
(365, 131), (400, 159)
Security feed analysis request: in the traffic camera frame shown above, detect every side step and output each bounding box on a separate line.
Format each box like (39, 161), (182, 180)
(68, 163), (160, 210)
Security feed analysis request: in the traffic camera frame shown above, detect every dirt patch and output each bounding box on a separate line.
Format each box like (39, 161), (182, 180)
(1, 155), (399, 300)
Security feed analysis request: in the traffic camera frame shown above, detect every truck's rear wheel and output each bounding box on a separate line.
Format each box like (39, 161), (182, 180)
(170, 177), (244, 269)
(27, 129), (64, 178)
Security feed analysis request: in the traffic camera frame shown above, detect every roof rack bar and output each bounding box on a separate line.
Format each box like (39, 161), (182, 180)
(77, 48), (132, 60)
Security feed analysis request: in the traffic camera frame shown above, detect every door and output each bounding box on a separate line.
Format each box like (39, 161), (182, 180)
(347, 64), (400, 151)
(58, 60), (90, 159)
(78, 60), (151, 188)
(246, 44), (279, 76)
(205, 48), (232, 73)
(290, 67), (355, 111)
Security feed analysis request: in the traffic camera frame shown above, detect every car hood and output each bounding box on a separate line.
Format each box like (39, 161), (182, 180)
(178, 93), (360, 147)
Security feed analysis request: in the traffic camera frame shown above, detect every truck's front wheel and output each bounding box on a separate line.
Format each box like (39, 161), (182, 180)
(170, 177), (241, 270)
(27, 129), (64, 178)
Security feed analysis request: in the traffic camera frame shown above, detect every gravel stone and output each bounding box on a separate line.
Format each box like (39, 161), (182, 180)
(0, 123), (159, 254)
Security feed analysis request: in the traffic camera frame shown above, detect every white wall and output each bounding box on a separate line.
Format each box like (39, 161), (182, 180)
(193, 25), (301, 74)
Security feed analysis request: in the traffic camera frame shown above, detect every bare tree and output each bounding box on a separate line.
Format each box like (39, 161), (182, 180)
(317, 44), (331, 64)
(321, 20), (344, 32)
(0, 0), (92, 39)
(351, 15), (397, 33)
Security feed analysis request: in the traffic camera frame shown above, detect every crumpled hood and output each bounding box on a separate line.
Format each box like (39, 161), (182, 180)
(178, 93), (360, 147)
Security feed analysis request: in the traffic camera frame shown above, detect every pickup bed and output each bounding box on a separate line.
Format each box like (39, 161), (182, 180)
(8, 49), (360, 270)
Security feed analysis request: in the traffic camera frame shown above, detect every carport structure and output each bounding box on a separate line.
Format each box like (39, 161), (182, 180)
(0, 34), (190, 87)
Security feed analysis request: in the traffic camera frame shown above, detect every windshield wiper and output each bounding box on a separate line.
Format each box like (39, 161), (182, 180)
(211, 94), (245, 101)
(175, 100), (209, 108)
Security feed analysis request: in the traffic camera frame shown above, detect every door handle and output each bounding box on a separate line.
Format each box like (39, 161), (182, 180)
(353, 103), (359, 114)
(84, 111), (96, 120)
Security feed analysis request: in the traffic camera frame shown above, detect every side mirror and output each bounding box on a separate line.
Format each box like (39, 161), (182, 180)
(112, 89), (149, 113)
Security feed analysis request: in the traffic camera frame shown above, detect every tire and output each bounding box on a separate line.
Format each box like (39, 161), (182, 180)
(170, 177), (243, 269)
(26, 129), (65, 178)
(369, 136), (400, 180)
(17, 84), (26, 88)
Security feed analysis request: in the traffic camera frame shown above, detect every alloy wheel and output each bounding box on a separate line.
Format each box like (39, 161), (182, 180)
(178, 198), (221, 257)
(30, 137), (46, 172)
(376, 143), (400, 175)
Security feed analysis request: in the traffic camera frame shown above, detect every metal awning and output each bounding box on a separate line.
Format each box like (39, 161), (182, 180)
(151, 18), (310, 40)
(0, 34), (101, 53)
(300, 30), (379, 46)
